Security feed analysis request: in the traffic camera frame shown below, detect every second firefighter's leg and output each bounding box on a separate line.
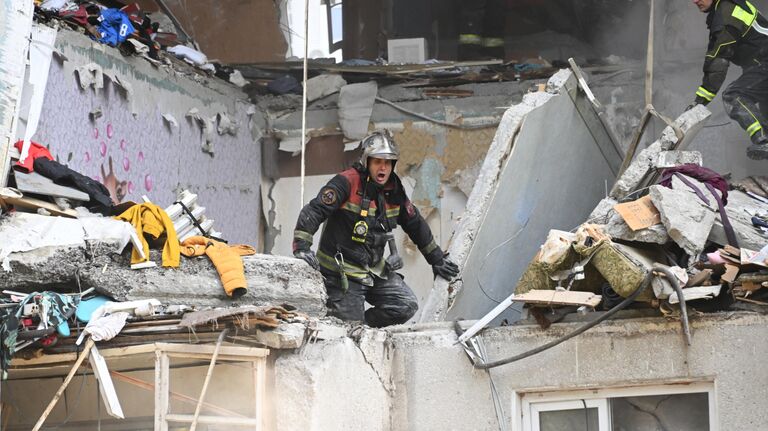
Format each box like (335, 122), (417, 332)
(481, 0), (505, 59)
(364, 272), (418, 328)
(721, 66), (768, 159)
(458, 0), (487, 60)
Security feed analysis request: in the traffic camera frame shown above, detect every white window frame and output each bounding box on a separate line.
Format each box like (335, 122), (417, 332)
(530, 398), (609, 431)
(513, 381), (717, 431)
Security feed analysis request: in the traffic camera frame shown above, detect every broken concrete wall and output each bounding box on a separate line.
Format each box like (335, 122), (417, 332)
(31, 28), (264, 245)
(389, 313), (768, 430)
(274, 337), (392, 431)
(421, 70), (618, 322)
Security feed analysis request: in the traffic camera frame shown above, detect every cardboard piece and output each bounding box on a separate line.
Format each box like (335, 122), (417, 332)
(722, 263), (740, 284)
(613, 195), (661, 231)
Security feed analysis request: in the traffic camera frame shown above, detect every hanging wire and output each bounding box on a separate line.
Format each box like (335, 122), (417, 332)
(299, 0), (310, 206)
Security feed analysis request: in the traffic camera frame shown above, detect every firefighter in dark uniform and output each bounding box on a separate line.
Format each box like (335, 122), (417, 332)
(689, 0), (768, 160)
(292, 130), (459, 328)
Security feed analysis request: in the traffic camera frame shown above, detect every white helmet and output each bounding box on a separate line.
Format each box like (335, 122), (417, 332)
(359, 130), (399, 167)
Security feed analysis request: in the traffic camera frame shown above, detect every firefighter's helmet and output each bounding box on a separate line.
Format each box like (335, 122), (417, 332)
(359, 130), (399, 167)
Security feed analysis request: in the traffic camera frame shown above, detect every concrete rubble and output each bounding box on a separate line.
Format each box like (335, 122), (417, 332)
(0, 212), (327, 315)
(610, 105), (711, 199)
(512, 104), (768, 321)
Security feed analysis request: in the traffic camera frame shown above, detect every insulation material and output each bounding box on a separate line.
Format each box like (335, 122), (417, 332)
(186, 108), (216, 154)
(74, 62), (105, 91)
(338, 81), (377, 140)
(0, 0), (34, 187)
(18, 25), (57, 165)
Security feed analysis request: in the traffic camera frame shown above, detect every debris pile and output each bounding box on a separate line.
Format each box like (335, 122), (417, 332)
(514, 107), (768, 330)
(35, 0), (246, 86)
(0, 134), (326, 377)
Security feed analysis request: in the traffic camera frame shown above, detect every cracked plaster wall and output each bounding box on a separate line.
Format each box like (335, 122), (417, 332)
(388, 312), (768, 430)
(31, 28), (264, 244)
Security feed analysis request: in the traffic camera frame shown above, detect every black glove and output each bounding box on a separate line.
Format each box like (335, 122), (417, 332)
(294, 249), (319, 271)
(432, 257), (459, 281)
(385, 254), (404, 272)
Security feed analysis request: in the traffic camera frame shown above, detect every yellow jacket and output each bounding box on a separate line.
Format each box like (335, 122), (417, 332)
(180, 236), (256, 298)
(115, 203), (180, 267)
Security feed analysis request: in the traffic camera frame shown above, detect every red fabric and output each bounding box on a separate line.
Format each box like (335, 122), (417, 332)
(13, 140), (53, 173)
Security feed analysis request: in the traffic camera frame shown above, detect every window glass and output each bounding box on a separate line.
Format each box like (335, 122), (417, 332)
(610, 393), (709, 431)
(539, 408), (599, 431)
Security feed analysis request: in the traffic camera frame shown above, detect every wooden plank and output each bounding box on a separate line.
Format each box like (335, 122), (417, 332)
(165, 414), (259, 426)
(154, 351), (169, 431)
(13, 171), (89, 200)
(0, 187), (77, 217)
(514, 289), (602, 308)
(89, 345), (124, 419)
(155, 342), (269, 358)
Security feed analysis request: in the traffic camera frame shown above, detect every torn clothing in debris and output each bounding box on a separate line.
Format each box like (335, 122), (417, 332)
(324, 271), (418, 328)
(180, 236), (256, 298)
(115, 203), (180, 267)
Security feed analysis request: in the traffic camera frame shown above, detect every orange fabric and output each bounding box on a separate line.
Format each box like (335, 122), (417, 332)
(180, 236), (256, 297)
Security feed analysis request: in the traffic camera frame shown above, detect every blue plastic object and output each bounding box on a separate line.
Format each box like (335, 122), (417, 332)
(76, 295), (110, 323)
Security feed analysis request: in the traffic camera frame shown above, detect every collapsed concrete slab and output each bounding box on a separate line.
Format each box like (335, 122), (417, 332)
(0, 213), (327, 315)
(420, 69), (620, 322)
(650, 184), (716, 258)
(710, 189), (768, 250)
(4, 248), (327, 315)
(274, 337), (391, 431)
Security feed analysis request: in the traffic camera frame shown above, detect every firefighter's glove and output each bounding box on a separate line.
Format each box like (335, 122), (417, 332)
(432, 257), (459, 281)
(385, 254), (404, 273)
(294, 249), (320, 271)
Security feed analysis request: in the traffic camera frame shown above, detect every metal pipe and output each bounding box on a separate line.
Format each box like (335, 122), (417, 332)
(652, 263), (692, 346)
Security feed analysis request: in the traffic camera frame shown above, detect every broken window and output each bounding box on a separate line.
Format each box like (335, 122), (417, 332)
(325, 0), (343, 54)
(517, 383), (713, 431)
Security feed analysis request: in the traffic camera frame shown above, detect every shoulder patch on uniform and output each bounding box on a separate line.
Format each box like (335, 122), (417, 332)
(405, 201), (416, 217)
(321, 188), (337, 205)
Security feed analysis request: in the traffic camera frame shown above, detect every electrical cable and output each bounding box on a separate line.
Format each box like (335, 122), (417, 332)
(582, 399), (590, 431)
(299, 0), (310, 207)
(473, 271), (653, 370)
(375, 96), (500, 130)
(652, 263), (692, 346)
(475, 220), (529, 304)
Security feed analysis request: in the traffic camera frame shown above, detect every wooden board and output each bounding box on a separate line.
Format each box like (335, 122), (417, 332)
(0, 187), (77, 217)
(514, 289), (602, 308)
(13, 171), (89, 201)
